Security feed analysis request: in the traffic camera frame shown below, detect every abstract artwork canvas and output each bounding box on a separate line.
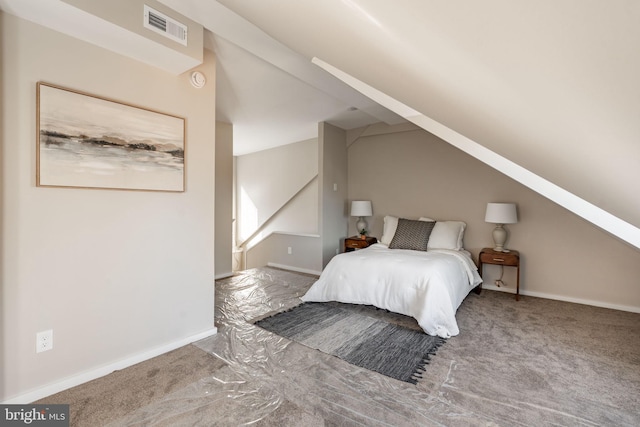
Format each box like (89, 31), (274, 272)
(37, 82), (185, 192)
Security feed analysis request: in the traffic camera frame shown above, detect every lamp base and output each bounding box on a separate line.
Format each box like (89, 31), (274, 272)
(356, 217), (368, 235)
(492, 224), (507, 252)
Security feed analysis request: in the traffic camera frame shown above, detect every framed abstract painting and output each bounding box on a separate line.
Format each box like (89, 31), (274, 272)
(36, 82), (185, 192)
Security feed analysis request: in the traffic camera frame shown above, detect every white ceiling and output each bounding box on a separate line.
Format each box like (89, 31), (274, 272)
(2, 0), (639, 246)
(185, 0), (640, 247)
(0, 0), (405, 156)
(210, 33), (397, 155)
(158, 0), (405, 155)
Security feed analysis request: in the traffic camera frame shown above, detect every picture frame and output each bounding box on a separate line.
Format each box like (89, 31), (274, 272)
(36, 82), (186, 192)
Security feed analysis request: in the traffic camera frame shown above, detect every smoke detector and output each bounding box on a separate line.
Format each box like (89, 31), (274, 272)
(190, 71), (206, 88)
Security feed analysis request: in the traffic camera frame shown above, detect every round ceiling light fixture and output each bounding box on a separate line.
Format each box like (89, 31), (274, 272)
(190, 71), (206, 88)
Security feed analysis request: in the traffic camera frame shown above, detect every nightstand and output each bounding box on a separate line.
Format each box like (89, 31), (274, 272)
(344, 236), (377, 252)
(478, 248), (521, 301)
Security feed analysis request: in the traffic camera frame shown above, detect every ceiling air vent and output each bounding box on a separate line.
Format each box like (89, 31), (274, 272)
(143, 5), (188, 46)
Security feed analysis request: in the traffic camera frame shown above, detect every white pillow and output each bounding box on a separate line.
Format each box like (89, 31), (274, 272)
(419, 218), (466, 250)
(381, 215), (399, 245)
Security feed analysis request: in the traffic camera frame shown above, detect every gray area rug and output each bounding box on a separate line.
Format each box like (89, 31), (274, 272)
(255, 302), (445, 384)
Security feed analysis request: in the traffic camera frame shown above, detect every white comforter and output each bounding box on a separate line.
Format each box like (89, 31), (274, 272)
(301, 244), (483, 338)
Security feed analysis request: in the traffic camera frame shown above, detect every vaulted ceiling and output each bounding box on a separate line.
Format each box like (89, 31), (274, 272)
(168, 0), (640, 247)
(2, 0), (639, 248)
(157, 0), (406, 155)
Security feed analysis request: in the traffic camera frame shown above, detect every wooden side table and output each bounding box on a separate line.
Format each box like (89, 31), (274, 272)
(344, 236), (377, 252)
(478, 248), (521, 301)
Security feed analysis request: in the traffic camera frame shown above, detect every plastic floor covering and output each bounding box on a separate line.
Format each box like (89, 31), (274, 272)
(107, 267), (640, 426)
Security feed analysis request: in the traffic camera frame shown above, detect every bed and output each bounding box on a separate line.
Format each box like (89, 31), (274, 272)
(301, 216), (483, 338)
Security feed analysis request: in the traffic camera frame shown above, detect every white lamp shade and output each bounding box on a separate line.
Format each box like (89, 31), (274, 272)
(485, 203), (518, 224)
(350, 200), (372, 217)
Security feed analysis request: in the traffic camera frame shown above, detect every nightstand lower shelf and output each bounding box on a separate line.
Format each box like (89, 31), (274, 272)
(478, 248), (521, 301)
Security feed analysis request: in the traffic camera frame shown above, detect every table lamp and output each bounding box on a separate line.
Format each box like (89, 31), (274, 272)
(351, 201), (372, 235)
(485, 202), (518, 252)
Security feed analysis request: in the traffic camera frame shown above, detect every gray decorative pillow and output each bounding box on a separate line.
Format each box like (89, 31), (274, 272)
(389, 218), (435, 251)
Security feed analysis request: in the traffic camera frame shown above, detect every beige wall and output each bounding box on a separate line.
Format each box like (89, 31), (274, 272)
(1, 13), (216, 401)
(0, 9), (5, 405)
(237, 138), (322, 272)
(236, 138), (318, 246)
(348, 125), (640, 311)
(246, 233), (321, 274)
(319, 122), (348, 267)
(215, 122), (233, 278)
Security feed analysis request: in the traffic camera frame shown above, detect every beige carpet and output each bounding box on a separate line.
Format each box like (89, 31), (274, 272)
(34, 267), (640, 426)
(35, 345), (227, 426)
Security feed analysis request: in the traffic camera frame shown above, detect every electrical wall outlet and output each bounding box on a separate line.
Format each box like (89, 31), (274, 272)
(287, 246), (292, 255)
(36, 329), (53, 353)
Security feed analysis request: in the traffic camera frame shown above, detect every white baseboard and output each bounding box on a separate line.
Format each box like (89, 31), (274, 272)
(2, 327), (218, 404)
(481, 284), (640, 313)
(267, 262), (321, 276)
(215, 271), (234, 280)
